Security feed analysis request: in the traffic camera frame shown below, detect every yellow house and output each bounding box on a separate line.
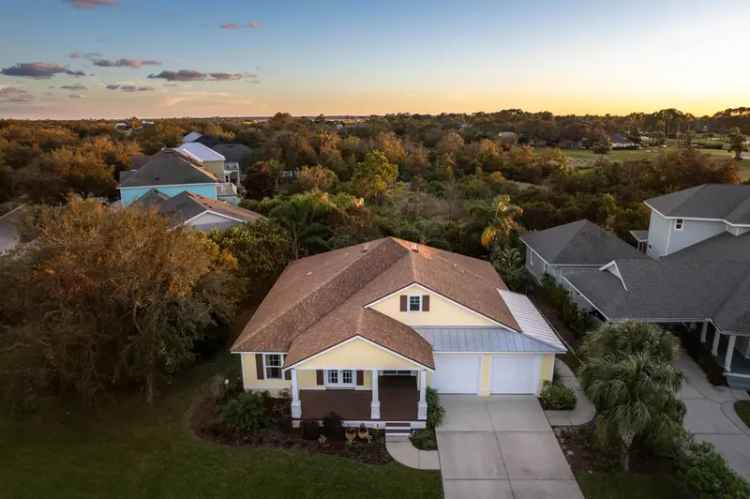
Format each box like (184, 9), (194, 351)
(231, 237), (566, 430)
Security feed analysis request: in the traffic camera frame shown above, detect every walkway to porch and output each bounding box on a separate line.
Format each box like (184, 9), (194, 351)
(298, 376), (419, 421)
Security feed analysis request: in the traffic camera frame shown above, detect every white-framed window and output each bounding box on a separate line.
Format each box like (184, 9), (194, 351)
(409, 295), (422, 311)
(382, 370), (414, 376)
(675, 219), (684, 230)
(325, 369), (355, 387)
(264, 353), (283, 379)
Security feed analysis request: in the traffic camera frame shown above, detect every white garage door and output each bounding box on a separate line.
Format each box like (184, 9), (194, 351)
(432, 354), (481, 394)
(491, 354), (541, 394)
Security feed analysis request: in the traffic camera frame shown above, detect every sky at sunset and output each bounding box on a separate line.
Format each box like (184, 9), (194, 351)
(1, 0), (749, 119)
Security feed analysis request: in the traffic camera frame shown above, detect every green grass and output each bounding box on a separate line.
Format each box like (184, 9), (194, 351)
(538, 146), (750, 180)
(736, 400), (750, 429)
(576, 472), (690, 499)
(0, 353), (442, 499)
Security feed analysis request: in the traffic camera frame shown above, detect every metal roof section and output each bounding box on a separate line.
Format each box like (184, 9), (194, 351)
(498, 289), (567, 351)
(413, 326), (563, 353)
(177, 142), (226, 163)
(182, 131), (202, 143)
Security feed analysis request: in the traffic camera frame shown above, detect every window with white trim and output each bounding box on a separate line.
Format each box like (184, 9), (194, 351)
(325, 369), (355, 387)
(675, 219), (684, 230)
(264, 354), (283, 379)
(409, 295), (422, 311)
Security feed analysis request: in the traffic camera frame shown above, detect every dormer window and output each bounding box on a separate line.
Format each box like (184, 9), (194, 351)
(399, 294), (431, 312)
(675, 219), (684, 230)
(409, 295), (422, 311)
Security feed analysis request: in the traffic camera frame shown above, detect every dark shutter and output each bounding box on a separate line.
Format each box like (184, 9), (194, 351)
(255, 353), (264, 380)
(284, 355), (292, 380)
(400, 295), (408, 311)
(356, 370), (364, 386)
(422, 295), (430, 311)
(316, 370), (324, 385)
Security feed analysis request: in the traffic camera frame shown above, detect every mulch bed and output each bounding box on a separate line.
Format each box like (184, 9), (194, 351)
(555, 423), (678, 476)
(191, 396), (392, 465)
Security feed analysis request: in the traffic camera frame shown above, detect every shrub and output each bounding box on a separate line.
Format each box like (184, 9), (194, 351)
(410, 428), (437, 450)
(322, 412), (343, 440)
(677, 441), (750, 499)
(541, 274), (594, 337)
(426, 387), (445, 429)
(539, 381), (577, 410)
(220, 391), (269, 434)
(301, 420), (321, 440)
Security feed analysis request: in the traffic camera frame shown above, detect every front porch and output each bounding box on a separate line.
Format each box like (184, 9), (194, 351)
(299, 376), (420, 421)
(290, 368), (428, 426)
(696, 322), (750, 390)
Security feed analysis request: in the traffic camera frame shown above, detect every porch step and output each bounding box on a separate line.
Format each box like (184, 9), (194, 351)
(385, 422), (413, 441)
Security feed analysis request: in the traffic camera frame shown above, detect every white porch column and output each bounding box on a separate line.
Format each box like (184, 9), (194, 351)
(712, 330), (721, 357)
(700, 322), (708, 344)
(290, 369), (301, 419)
(417, 370), (428, 420)
(725, 335), (737, 372)
(370, 369), (381, 419)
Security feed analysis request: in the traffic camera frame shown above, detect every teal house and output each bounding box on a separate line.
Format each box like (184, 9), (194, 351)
(118, 149), (220, 206)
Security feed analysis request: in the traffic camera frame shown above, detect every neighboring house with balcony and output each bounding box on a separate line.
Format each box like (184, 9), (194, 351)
(231, 237), (566, 429)
(133, 189), (263, 231)
(520, 184), (750, 389)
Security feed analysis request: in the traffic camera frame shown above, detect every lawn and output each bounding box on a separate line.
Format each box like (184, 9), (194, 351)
(736, 400), (750, 429)
(577, 472), (689, 499)
(538, 146), (750, 180)
(0, 353), (442, 499)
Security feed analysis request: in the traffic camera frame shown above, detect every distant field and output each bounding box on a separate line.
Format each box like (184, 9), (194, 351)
(538, 147), (750, 181)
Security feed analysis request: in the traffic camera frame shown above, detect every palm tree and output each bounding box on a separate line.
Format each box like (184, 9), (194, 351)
(269, 194), (332, 259)
(580, 322), (685, 471)
(478, 195), (523, 249)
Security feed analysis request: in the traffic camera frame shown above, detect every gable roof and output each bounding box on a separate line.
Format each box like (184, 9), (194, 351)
(520, 219), (645, 265)
(182, 131), (202, 143)
(231, 237), (522, 366)
(142, 190), (263, 227)
(645, 184), (750, 224)
(563, 231), (750, 334)
(498, 290), (567, 351)
(118, 149), (218, 188)
(176, 142), (225, 163)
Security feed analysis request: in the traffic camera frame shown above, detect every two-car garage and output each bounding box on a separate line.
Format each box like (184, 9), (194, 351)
(431, 352), (543, 395)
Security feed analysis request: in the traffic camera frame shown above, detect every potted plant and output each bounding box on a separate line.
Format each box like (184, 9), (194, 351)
(358, 424), (369, 441)
(345, 427), (357, 443)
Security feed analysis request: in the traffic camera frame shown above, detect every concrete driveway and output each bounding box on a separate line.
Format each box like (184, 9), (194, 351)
(437, 395), (583, 499)
(677, 351), (750, 480)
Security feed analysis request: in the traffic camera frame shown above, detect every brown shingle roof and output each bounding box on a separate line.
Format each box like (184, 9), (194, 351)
(231, 237), (519, 368)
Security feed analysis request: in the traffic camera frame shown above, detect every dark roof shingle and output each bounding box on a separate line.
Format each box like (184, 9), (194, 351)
(119, 149), (218, 188)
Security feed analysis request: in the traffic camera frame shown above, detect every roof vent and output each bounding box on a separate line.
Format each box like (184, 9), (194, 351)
(411, 243), (419, 253)
(362, 243), (369, 253)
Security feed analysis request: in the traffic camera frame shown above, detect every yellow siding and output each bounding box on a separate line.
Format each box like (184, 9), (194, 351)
(479, 354), (492, 396)
(240, 353), (291, 393)
(295, 337), (424, 370)
(538, 353), (555, 392)
(202, 160), (225, 179)
(369, 283), (496, 327)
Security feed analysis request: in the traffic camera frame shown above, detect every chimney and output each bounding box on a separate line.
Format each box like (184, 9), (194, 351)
(411, 243), (419, 253)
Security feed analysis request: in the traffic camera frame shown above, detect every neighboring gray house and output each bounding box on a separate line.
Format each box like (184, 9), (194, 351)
(521, 184), (750, 389)
(134, 189), (264, 232)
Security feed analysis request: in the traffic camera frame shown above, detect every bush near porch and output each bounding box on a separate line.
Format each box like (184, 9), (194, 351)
(677, 327), (727, 386)
(410, 387), (444, 451)
(736, 401), (750, 430)
(539, 380), (577, 410)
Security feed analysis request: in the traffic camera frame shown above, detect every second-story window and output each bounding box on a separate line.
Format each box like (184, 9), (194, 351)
(409, 295), (422, 311)
(675, 219), (684, 230)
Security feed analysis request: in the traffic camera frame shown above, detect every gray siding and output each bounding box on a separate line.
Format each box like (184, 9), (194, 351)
(525, 246), (547, 281)
(647, 211), (671, 257)
(667, 219), (725, 254)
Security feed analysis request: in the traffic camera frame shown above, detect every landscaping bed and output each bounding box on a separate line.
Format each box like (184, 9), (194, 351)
(737, 401), (750, 429)
(192, 386), (391, 465)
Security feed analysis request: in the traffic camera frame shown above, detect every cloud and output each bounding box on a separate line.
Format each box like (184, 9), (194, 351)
(68, 94), (84, 99)
(149, 69), (248, 82)
(105, 84), (155, 92)
(65, 0), (117, 9)
(220, 23), (241, 30)
(69, 52), (81, 59)
(60, 84), (87, 91)
(0, 87), (33, 103)
(248, 20), (261, 28)
(209, 72), (243, 81)
(93, 58), (161, 68)
(1, 62), (86, 79)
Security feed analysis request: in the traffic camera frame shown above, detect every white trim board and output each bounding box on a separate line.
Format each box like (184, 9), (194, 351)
(644, 202), (750, 228)
(284, 335), (434, 371)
